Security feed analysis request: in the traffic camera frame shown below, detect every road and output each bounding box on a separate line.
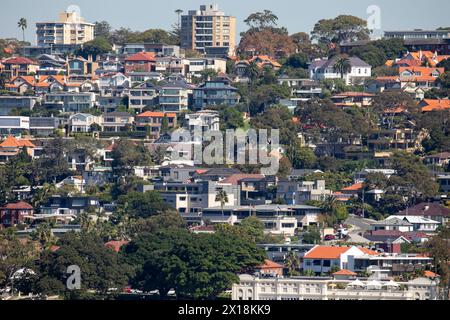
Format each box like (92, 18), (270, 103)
(345, 214), (377, 236)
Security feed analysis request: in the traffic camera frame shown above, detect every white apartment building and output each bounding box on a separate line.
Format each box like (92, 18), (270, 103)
(36, 11), (94, 47)
(232, 275), (438, 300)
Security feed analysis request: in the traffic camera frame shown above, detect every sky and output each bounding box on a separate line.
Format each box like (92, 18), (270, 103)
(1, 0), (449, 45)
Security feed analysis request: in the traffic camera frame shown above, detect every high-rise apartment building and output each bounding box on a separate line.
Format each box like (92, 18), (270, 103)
(181, 4), (236, 56)
(36, 11), (95, 47)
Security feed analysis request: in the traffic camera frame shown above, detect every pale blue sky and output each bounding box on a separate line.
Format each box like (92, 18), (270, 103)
(1, 0), (449, 44)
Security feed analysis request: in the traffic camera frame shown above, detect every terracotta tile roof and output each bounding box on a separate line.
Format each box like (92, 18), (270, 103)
(137, 111), (176, 118)
(334, 92), (375, 98)
(258, 259), (284, 269)
(105, 240), (130, 253)
(333, 269), (357, 276)
(399, 66), (444, 78)
(0, 135), (35, 148)
(304, 246), (351, 259)
(424, 270), (440, 278)
(359, 247), (379, 255)
(341, 182), (364, 192)
(420, 99), (450, 112)
(125, 52), (156, 62)
(3, 57), (36, 65)
(1, 201), (33, 210)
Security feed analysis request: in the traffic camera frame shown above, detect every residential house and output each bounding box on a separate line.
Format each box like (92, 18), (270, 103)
(124, 52), (156, 75)
(385, 215), (440, 233)
(36, 54), (67, 75)
(68, 56), (98, 76)
(277, 180), (332, 205)
(100, 112), (134, 132)
(69, 113), (101, 133)
(424, 152), (450, 167)
(330, 92), (374, 108)
(370, 218), (414, 232)
(99, 72), (130, 92)
(39, 195), (100, 216)
(0, 117), (30, 137)
(398, 66), (444, 96)
(122, 43), (180, 57)
(256, 260), (284, 277)
(44, 92), (96, 113)
(309, 56), (372, 85)
(155, 56), (185, 75)
(303, 245), (379, 274)
(419, 99), (450, 112)
(128, 81), (158, 112)
(185, 110), (220, 132)
(0, 201), (34, 227)
(135, 111), (177, 139)
(397, 202), (450, 225)
(30, 117), (63, 137)
(158, 79), (195, 112)
(193, 78), (240, 110)
(1, 57), (39, 79)
(183, 58), (227, 79)
(0, 96), (39, 116)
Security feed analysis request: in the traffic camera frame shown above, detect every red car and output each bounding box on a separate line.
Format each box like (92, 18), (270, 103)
(324, 234), (336, 241)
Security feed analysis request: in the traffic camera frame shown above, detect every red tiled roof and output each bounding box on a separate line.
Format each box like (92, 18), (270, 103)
(0, 135), (35, 148)
(304, 246), (351, 259)
(424, 270), (440, 278)
(341, 182), (364, 192)
(1, 201), (33, 210)
(420, 99), (450, 112)
(3, 56), (36, 65)
(333, 269), (357, 276)
(137, 111), (176, 118)
(105, 240), (130, 253)
(125, 52), (156, 62)
(258, 259), (284, 269)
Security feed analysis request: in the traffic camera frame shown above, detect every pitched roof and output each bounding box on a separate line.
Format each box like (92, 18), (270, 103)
(304, 245), (378, 259)
(105, 240), (130, 253)
(125, 52), (156, 62)
(1, 201), (33, 210)
(424, 270), (440, 278)
(420, 99), (450, 112)
(3, 56), (36, 65)
(258, 259), (284, 269)
(397, 202), (450, 217)
(136, 111), (177, 118)
(341, 182), (364, 192)
(333, 269), (357, 276)
(0, 135), (35, 148)
(304, 246), (351, 259)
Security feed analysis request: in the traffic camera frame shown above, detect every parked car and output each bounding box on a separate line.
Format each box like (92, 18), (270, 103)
(324, 234), (335, 241)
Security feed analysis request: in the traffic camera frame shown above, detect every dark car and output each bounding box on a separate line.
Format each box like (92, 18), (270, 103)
(324, 234), (336, 241)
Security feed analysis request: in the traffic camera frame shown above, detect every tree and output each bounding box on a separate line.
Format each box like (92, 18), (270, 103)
(284, 52), (309, 69)
(123, 227), (265, 299)
(33, 137), (71, 184)
(244, 10), (279, 30)
(0, 230), (38, 295)
(311, 15), (370, 45)
(215, 190), (229, 216)
(333, 55), (352, 79)
(75, 37), (112, 59)
(17, 18), (27, 43)
(285, 251), (301, 276)
(426, 224), (449, 299)
(117, 191), (169, 219)
(35, 232), (129, 298)
(286, 140), (317, 169)
(111, 139), (152, 176)
(94, 21), (112, 40)
(220, 107), (244, 130)
(350, 44), (387, 68)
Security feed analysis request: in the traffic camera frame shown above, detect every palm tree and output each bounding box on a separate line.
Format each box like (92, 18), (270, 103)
(333, 55), (352, 80)
(17, 18), (27, 43)
(285, 251), (301, 276)
(320, 195), (339, 215)
(215, 190), (229, 216)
